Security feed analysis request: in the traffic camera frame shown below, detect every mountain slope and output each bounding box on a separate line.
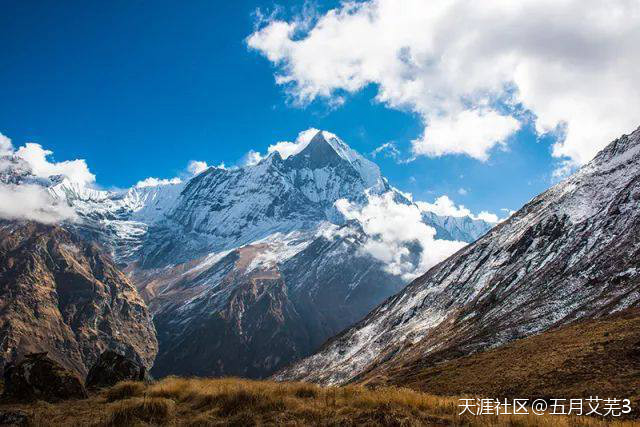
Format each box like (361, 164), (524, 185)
(276, 126), (640, 385)
(0, 220), (157, 377)
(145, 223), (405, 378)
(367, 308), (640, 416)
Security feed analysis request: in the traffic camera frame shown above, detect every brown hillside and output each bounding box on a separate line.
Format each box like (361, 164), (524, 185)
(359, 309), (640, 417)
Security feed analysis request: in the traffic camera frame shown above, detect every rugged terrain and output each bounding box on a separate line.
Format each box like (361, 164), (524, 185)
(0, 221), (157, 377)
(276, 126), (640, 386)
(1, 130), (491, 378)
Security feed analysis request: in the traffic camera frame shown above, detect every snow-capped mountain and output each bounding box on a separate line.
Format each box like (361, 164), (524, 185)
(275, 126), (640, 385)
(19, 131), (489, 269)
(0, 130), (493, 378)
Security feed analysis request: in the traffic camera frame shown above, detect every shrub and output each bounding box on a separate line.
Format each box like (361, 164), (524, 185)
(105, 397), (175, 425)
(104, 381), (145, 402)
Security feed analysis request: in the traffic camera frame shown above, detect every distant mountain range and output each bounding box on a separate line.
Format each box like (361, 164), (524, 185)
(0, 130), (492, 378)
(275, 126), (640, 386)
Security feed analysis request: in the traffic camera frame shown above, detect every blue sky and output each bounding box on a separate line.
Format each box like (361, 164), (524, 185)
(3, 0), (625, 218)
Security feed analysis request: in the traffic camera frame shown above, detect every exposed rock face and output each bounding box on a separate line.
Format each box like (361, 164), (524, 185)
(276, 126), (640, 385)
(85, 350), (148, 389)
(0, 221), (157, 378)
(147, 223), (405, 378)
(2, 352), (87, 402)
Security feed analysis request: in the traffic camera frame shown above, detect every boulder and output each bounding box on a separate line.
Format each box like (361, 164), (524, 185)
(2, 353), (87, 402)
(0, 409), (29, 426)
(85, 351), (148, 389)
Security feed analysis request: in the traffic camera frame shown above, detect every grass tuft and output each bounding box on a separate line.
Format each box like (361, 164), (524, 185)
(104, 381), (145, 402)
(105, 397), (175, 425)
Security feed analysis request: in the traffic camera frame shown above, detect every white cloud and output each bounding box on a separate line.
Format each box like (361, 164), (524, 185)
(187, 160), (210, 175)
(416, 195), (501, 223)
(0, 133), (13, 156)
(0, 183), (77, 224)
(135, 176), (182, 188)
(336, 192), (466, 280)
(475, 211), (499, 223)
(267, 140), (304, 159)
(248, 0), (640, 166)
(266, 127), (338, 159)
(416, 195), (472, 218)
(138, 159), (227, 188)
(371, 142), (400, 160)
(0, 133), (93, 223)
(413, 110), (521, 161)
(240, 128), (339, 164)
(457, 188), (468, 196)
(9, 143), (95, 185)
(242, 150), (265, 166)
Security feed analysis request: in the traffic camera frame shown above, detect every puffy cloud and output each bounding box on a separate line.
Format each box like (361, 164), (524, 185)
(0, 133), (92, 224)
(248, 0), (640, 166)
(457, 188), (468, 196)
(336, 192), (466, 279)
(187, 160), (210, 175)
(138, 159), (227, 188)
(266, 140), (304, 159)
(0, 184), (77, 224)
(413, 110), (521, 161)
(475, 211), (499, 223)
(242, 150), (265, 166)
(135, 177), (182, 188)
(266, 128), (337, 159)
(0, 133), (13, 156)
(416, 195), (501, 223)
(6, 142), (95, 185)
(240, 128), (339, 164)
(416, 195), (472, 218)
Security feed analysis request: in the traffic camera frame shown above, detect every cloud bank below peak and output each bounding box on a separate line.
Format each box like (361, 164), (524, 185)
(336, 192), (467, 280)
(247, 0), (640, 166)
(0, 132), (87, 224)
(416, 195), (501, 224)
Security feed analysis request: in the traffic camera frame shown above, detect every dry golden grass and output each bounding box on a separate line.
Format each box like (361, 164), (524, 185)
(1, 376), (637, 426)
(373, 308), (640, 417)
(105, 380), (146, 402)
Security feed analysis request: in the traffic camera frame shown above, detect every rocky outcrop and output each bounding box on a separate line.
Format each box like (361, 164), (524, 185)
(0, 409), (29, 426)
(2, 352), (87, 402)
(0, 221), (157, 378)
(85, 350), (148, 389)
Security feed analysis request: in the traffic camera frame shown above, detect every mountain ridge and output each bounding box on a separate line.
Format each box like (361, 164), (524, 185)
(0, 129), (494, 378)
(275, 125), (640, 385)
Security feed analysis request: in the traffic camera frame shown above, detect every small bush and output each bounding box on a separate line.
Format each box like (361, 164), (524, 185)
(216, 389), (285, 417)
(293, 384), (318, 399)
(105, 397), (175, 425)
(105, 381), (145, 402)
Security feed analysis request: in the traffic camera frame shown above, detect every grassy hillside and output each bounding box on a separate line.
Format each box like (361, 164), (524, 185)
(358, 309), (640, 418)
(1, 376), (636, 426)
